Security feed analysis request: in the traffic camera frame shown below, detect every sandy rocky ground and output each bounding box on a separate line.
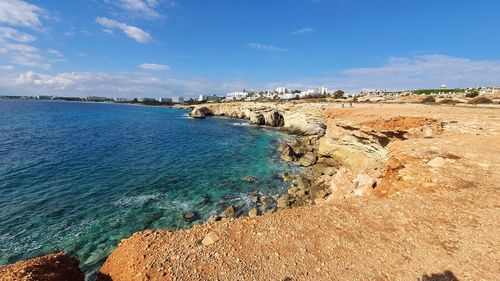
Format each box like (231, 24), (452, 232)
(1, 101), (499, 281)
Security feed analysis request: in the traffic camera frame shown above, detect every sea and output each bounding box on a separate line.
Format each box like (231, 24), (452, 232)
(0, 99), (296, 278)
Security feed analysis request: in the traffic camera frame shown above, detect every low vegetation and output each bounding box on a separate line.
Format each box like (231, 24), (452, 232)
(465, 90), (480, 98)
(421, 96), (436, 103)
(469, 97), (493, 104)
(412, 88), (464, 95)
(440, 99), (457, 104)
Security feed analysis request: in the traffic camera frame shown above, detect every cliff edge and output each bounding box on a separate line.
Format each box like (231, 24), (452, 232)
(99, 103), (500, 280)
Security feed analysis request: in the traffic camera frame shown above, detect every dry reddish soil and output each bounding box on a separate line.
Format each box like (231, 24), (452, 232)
(98, 104), (500, 281)
(0, 252), (84, 281)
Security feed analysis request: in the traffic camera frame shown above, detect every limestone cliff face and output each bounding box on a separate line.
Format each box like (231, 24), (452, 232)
(0, 252), (84, 281)
(97, 103), (500, 280)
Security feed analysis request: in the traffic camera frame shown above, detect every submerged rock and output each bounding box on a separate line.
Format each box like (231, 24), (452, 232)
(182, 211), (199, 223)
(242, 176), (256, 183)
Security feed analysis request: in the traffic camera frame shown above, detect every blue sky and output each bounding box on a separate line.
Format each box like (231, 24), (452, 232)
(1, 0), (500, 98)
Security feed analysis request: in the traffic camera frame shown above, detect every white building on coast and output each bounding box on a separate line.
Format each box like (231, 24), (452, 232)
(226, 92), (248, 101)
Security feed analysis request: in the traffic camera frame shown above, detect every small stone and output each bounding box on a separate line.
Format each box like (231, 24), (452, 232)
(288, 186), (298, 195)
(248, 208), (258, 217)
(427, 157), (446, 168)
(277, 194), (290, 209)
(282, 172), (291, 182)
(202, 232), (219, 246)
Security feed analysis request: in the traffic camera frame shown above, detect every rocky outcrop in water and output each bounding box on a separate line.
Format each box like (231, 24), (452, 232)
(0, 252), (84, 281)
(189, 106), (213, 118)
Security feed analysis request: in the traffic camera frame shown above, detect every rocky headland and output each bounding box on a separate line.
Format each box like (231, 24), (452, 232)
(2, 101), (499, 280)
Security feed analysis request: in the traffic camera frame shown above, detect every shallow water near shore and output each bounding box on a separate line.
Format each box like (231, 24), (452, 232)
(0, 100), (296, 278)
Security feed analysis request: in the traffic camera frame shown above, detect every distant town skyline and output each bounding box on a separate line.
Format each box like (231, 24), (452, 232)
(1, 0), (500, 98)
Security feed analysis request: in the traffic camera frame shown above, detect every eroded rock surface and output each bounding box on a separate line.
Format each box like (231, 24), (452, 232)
(100, 103), (500, 280)
(0, 252), (84, 281)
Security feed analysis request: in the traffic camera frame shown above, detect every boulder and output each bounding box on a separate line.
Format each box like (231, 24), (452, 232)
(248, 208), (258, 217)
(278, 143), (297, 162)
(220, 205), (237, 218)
(298, 152), (317, 167)
(264, 111), (285, 127)
(189, 107), (212, 118)
(288, 186), (298, 195)
(281, 172), (292, 182)
(249, 191), (260, 204)
(202, 232), (219, 246)
(260, 196), (275, 212)
(249, 113), (265, 125)
(297, 176), (312, 191)
(277, 194), (291, 209)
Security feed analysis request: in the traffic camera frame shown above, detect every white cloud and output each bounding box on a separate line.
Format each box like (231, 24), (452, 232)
(0, 42), (50, 69)
(4, 70), (249, 97)
(119, 0), (160, 19)
(96, 17), (152, 43)
(291, 27), (313, 35)
(335, 54), (500, 90)
(0, 0), (46, 28)
(108, 0), (176, 20)
(47, 49), (64, 58)
(3, 54), (499, 98)
(139, 63), (170, 71)
(248, 43), (287, 52)
(0, 27), (36, 43)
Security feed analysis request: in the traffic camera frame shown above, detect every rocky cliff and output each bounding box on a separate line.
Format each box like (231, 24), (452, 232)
(0, 252), (84, 281)
(99, 102), (499, 280)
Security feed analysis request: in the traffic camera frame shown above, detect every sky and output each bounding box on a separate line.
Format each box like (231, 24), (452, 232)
(0, 0), (500, 98)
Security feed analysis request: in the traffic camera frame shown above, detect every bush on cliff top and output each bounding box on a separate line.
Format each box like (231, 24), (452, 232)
(421, 96), (436, 103)
(440, 99), (457, 105)
(465, 90), (480, 98)
(469, 97), (493, 104)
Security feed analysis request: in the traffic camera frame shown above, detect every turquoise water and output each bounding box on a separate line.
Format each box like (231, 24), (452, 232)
(0, 100), (295, 277)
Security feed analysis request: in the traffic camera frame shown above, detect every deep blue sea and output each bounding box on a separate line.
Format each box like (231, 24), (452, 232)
(0, 99), (295, 277)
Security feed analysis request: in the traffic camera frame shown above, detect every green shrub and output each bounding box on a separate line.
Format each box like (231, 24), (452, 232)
(332, 90), (345, 99)
(469, 97), (493, 104)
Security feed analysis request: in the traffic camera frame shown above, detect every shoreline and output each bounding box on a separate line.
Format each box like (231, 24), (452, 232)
(2, 101), (499, 280)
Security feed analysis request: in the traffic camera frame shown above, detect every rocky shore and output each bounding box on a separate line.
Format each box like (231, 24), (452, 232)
(2, 101), (499, 280)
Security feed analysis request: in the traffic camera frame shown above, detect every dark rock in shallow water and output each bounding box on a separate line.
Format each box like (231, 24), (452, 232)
(182, 211), (199, 223)
(197, 195), (211, 205)
(249, 191), (260, 204)
(242, 176), (256, 183)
